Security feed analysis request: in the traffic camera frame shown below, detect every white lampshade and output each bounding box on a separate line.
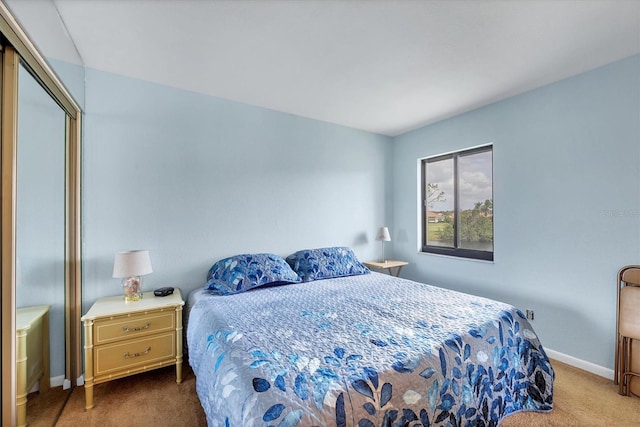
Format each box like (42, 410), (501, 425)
(376, 227), (391, 242)
(112, 250), (153, 278)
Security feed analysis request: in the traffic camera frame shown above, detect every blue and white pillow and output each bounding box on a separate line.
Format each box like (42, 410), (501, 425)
(285, 246), (370, 282)
(205, 253), (302, 296)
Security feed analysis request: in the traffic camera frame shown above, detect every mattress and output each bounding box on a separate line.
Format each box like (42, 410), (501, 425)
(187, 272), (553, 426)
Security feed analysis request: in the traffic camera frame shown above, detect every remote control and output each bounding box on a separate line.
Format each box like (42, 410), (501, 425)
(153, 287), (174, 297)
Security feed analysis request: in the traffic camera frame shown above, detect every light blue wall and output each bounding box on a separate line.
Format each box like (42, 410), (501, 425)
(49, 58), (85, 111)
(82, 68), (393, 311)
(391, 55), (640, 370)
(81, 55), (638, 371)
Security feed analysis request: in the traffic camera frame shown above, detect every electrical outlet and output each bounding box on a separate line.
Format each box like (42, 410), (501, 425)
(526, 309), (535, 321)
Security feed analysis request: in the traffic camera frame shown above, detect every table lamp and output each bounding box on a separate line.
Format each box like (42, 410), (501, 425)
(376, 226), (391, 263)
(113, 250), (153, 301)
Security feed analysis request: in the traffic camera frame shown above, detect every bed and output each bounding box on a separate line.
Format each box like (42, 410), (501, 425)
(186, 249), (553, 426)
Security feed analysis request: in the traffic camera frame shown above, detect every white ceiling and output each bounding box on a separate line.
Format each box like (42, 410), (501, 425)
(29, 1), (640, 136)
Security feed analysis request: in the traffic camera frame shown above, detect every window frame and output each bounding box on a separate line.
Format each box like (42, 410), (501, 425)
(420, 144), (494, 261)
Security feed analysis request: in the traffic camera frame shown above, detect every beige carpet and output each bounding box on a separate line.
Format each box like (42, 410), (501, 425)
(55, 365), (206, 427)
(502, 359), (640, 427)
(27, 359), (640, 426)
(26, 386), (71, 427)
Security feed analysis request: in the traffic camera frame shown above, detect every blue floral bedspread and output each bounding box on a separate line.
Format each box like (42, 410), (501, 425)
(187, 273), (553, 427)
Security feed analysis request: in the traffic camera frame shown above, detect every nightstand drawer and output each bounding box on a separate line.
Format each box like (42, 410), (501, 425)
(94, 332), (176, 376)
(94, 310), (175, 345)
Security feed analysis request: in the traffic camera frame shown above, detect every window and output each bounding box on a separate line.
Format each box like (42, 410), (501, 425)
(421, 145), (493, 261)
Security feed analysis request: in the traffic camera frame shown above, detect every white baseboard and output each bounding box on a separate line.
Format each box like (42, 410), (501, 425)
(545, 348), (614, 380)
(50, 375), (66, 388)
(28, 375), (67, 393)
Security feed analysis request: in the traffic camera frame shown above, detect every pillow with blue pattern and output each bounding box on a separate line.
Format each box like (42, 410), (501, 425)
(285, 246), (370, 282)
(205, 253), (302, 295)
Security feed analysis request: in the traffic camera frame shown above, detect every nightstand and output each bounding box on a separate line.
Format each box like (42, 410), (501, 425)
(81, 290), (184, 410)
(363, 260), (409, 277)
(16, 305), (50, 427)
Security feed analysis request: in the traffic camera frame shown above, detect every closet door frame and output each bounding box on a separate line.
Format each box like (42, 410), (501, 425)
(0, 2), (82, 425)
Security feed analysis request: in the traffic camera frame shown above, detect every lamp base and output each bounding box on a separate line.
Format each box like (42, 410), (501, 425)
(379, 241), (386, 265)
(122, 276), (143, 302)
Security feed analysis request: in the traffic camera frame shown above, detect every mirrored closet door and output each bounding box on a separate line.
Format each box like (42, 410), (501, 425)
(0, 4), (83, 425)
(16, 61), (69, 425)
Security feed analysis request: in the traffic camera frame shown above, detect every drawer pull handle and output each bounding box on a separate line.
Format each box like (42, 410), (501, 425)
(123, 323), (150, 333)
(123, 347), (151, 359)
